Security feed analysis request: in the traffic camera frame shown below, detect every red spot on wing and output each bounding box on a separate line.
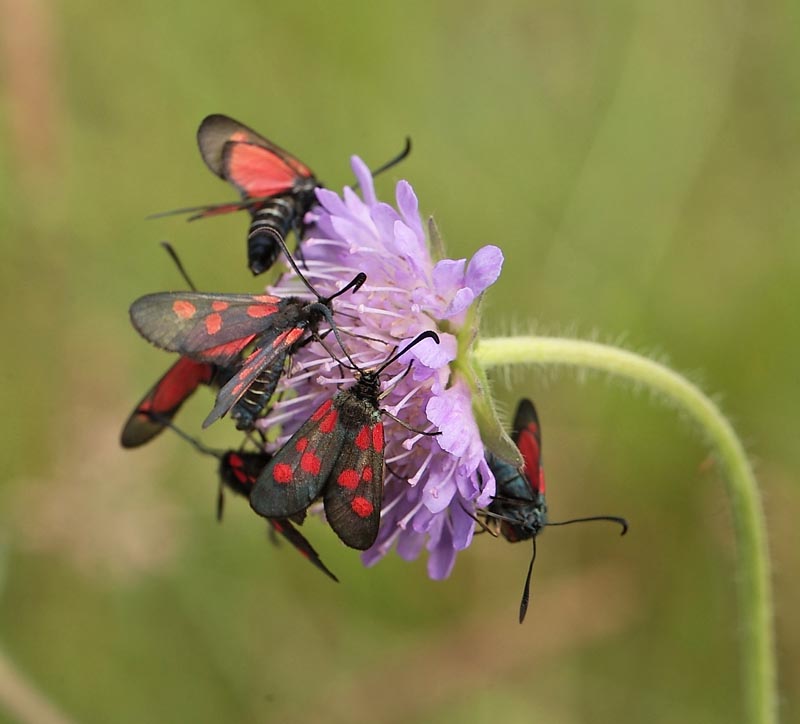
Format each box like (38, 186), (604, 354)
(361, 467), (373, 482)
(273, 464), (293, 484)
(301, 452), (321, 475)
(252, 294), (280, 304)
(226, 144), (299, 197)
(284, 328), (304, 346)
(205, 313), (223, 335)
(173, 300), (196, 319)
(247, 303), (278, 318)
(351, 497), (374, 518)
(212, 301), (229, 311)
(310, 399), (333, 421)
(372, 425), (384, 452)
(319, 409), (338, 434)
(230, 131), (249, 142)
(295, 437), (308, 452)
(225, 454), (251, 485)
(355, 426), (371, 450)
(337, 469), (359, 490)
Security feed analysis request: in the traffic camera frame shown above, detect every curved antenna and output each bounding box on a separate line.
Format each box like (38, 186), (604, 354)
(323, 271), (367, 303)
(352, 137), (412, 192)
(375, 330), (440, 376)
(519, 538), (537, 624)
(311, 304), (361, 371)
(160, 241), (197, 291)
(546, 515), (629, 536)
(253, 225), (366, 307)
(249, 227), (320, 298)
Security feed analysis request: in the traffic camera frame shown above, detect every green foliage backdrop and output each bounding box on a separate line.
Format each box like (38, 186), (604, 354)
(0, 1), (797, 722)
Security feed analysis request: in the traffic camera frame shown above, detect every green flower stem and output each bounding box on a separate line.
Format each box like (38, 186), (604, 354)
(474, 336), (776, 724)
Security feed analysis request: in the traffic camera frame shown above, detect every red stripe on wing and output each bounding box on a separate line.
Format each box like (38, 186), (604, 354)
(120, 357), (215, 448)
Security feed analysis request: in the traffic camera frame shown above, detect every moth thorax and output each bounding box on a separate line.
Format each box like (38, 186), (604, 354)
(336, 388), (379, 428)
(352, 372), (381, 403)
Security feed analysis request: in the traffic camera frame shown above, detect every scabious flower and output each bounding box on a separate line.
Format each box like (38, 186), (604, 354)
(261, 157), (503, 579)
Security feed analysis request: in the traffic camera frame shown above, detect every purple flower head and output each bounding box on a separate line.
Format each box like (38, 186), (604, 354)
(262, 157), (503, 579)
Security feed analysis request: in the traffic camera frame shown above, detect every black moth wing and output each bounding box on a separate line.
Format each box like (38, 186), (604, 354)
(120, 357), (216, 448)
(322, 409), (384, 551)
(512, 398), (541, 451)
(129, 292), (298, 363)
(203, 341), (291, 428)
(250, 398), (347, 519)
(269, 518), (339, 582)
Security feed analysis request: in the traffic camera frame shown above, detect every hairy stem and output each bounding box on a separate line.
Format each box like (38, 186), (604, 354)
(474, 335), (776, 724)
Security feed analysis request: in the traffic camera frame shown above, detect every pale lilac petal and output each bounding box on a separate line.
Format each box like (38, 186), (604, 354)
(443, 287), (475, 318)
(422, 475), (457, 513)
(395, 180), (425, 244)
(315, 187), (350, 218)
(432, 258), (466, 294)
(427, 522), (457, 579)
(452, 502), (476, 550)
(465, 245), (504, 295)
(351, 155), (376, 205)
(409, 332), (457, 369)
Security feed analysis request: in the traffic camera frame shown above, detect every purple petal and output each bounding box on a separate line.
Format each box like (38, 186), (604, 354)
(396, 529), (427, 560)
(422, 475), (457, 513)
(314, 187), (351, 219)
(395, 180), (425, 244)
(409, 332), (456, 369)
(350, 155), (376, 205)
(427, 521), (456, 579)
(443, 287), (475, 318)
(452, 501), (476, 550)
(475, 458), (496, 507)
(432, 258), (467, 295)
(465, 245), (504, 295)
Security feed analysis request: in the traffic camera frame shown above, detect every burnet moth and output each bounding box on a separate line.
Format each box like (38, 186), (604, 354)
(121, 243), (229, 447)
(129, 231), (366, 430)
(156, 114), (411, 275)
(163, 421), (338, 582)
(485, 399), (628, 623)
(250, 330), (440, 551)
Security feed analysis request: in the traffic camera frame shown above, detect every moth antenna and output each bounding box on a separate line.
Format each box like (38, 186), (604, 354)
(381, 408), (440, 437)
(384, 459), (404, 481)
(146, 412), (222, 459)
(251, 227), (321, 298)
(313, 305), (361, 371)
(353, 136), (412, 189)
(519, 538), (537, 624)
(377, 360), (412, 400)
(160, 241), (197, 291)
(375, 330), (440, 376)
(546, 515), (629, 536)
(458, 501), (498, 537)
(323, 271), (367, 303)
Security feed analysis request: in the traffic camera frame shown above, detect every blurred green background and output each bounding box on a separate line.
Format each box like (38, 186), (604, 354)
(1, 1), (797, 722)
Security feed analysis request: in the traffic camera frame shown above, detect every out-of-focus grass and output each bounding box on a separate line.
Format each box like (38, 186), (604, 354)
(0, 1), (797, 722)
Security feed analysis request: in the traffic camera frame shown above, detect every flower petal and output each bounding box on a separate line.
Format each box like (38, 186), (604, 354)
(465, 244), (504, 295)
